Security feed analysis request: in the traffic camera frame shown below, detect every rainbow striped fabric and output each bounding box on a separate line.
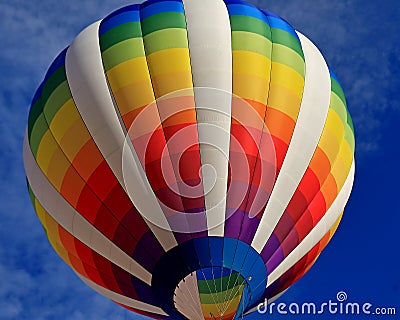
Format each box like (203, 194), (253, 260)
(24, 0), (355, 319)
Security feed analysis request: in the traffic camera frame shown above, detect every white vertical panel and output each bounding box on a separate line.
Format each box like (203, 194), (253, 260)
(65, 21), (127, 191)
(174, 273), (203, 320)
(23, 132), (152, 285)
(65, 22), (177, 251)
(182, 0), (232, 236)
(266, 161), (355, 286)
(77, 274), (168, 315)
(252, 32), (332, 252)
(122, 139), (178, 251)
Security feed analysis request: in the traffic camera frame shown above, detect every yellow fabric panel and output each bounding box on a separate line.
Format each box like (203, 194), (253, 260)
(58, 119), (91, 160)
(146, 48), (191, 76)
(329, 212), (343, 240)
(151, 72), (193, 97)
(323, 109), (345, 143)
(339, 141), (354, 170)
(317, 129), (341, 166)
(107, 57), (153, 91)
(45, 146), (71, 190)
(34, 198), (47, 227)
(330, 138), (353, 182)
(146, 48), (193, 97)
(233, 50), (271, 81)
(232, 73), (269, 104)
(112, 80), (155, 115)
(330, 156), (348, 190)
(269, 62), (304, 100)
(53, 239), (72, 268)
(35, 198), (72, 267)
(267, 83), (301, 121)
(44, 208), (62, 246)
(49, 99), (81, 141)
(36, 130), (60, 173)
(201, 292), (242, 317)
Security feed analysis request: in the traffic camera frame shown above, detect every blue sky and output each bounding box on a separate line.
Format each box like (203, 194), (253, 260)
(0, 0), (399, 319)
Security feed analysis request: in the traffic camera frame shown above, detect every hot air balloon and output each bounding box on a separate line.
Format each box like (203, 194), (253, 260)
(23, 0), (355, 319)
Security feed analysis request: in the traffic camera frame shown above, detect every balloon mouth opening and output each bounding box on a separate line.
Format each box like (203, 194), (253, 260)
(173, 267), (251, 320)
(151, 237), (267, 319)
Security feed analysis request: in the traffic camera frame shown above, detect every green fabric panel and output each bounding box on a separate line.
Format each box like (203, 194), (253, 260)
(29, 114), (49, 157)
(141, 12), (186, 37)
(199, 285), (244, 304)
(28, 98), (44, 140)
(344, 126), (355, 152)
(330, 92), (348, 125)
(143, 28), (188, 55)
(41, 67), (67, 106)
(271, 28), (304, 60)
(232, 31), (272, 58)
(230, 15), (271, 40)
(102, 38), (145, 71)
(330, 76), (354, 138)
(43, 81), (71, 124)
(99, 22), (142, 52)
(272, 43), (305, 77)
(29, 66), (66, 138)
(330, 76), (347, 107)
(346, 109), (354, 135)
(27, 182), (36, 206)
(197, 273), (243, 293)
(345, 124), (355, 152)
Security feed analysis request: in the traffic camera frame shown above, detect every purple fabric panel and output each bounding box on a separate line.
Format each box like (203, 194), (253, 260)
(132, 230), (164, 273)
(266, 246), (284, 273)
(261, 232), (280, 262)
(224, 209), (245, 238)
(238, 215), (260, 244)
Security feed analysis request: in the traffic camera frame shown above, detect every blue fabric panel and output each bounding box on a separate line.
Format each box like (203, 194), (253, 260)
(100, 7), (141, 36)
(140, 1), (184, 20)
(194, 237), (211, 267)
(226, 3), (270, 25)
(209, 236), (223, 264)
(263, 12), (299, 39)
(232, 240), (250, 270)
(43, 48), (67, 84)
(140, 0), (182, 11)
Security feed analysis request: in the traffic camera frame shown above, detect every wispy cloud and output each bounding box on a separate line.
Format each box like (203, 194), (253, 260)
(0, 0), (147, 319)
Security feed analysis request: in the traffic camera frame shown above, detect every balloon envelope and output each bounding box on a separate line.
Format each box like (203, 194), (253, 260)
(24, 0), (355, 319)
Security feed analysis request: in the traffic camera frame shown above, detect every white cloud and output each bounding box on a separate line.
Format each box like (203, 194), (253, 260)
(0, 2), (147, 318)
